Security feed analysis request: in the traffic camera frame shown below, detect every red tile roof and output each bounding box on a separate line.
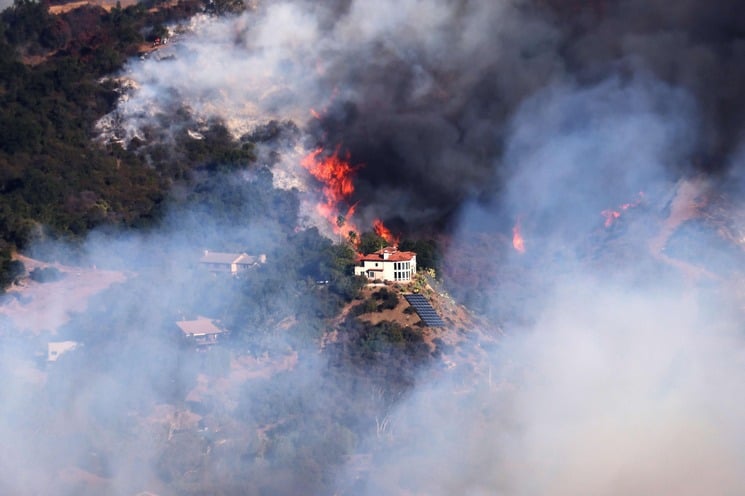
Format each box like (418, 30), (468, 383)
(358, 247), (416, 263)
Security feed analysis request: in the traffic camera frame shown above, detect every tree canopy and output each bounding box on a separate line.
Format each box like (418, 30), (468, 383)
(0, 0), (251, 288)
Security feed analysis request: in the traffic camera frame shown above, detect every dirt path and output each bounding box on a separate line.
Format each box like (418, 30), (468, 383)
(648, 177), (718, 281)
(48, 0), (138, 14)
(0, 255), (126, 334)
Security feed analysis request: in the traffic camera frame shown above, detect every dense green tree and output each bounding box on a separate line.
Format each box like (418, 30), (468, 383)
(2, 0), (52, 47)
(0, 0), (264, 287)
(399, 238), (440, 271)
(0, 245), (24, 290)
(358, 231), (387, 255)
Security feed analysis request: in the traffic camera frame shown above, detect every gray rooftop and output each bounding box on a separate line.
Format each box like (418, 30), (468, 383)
(199, 251), (265, 265)
(199, 251), (244, 264)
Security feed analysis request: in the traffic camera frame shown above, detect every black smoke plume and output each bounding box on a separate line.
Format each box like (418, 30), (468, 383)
(307, 0), (745, 233)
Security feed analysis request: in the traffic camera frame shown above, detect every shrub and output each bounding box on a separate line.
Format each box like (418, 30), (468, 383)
(378, 290), (399, 311)
(351, 297), (378, 316)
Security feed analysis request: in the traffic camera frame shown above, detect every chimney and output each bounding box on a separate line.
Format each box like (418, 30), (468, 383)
(382, 250), (390, 260)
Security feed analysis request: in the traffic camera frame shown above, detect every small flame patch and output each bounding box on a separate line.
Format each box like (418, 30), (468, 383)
(513, 218), (526, 254)
(601, 192), (645, 228)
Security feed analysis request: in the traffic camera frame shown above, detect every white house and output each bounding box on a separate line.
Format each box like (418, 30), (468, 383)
(354, 247), (417, 282)
(199, 250), (266, 274)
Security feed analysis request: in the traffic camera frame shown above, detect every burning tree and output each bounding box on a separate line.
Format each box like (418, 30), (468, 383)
(373, 218), (399, 247)
(301, 145), (400, 251)
(301, 146), (361, 241)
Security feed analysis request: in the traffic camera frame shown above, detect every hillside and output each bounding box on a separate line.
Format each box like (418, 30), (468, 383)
(3, 1), (745, 495)
(0, 254), (126, 333)
(0, 0), (244, 289)
(332, 277), (500, 374)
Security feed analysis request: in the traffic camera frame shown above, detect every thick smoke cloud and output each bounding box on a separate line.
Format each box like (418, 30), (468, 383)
(559, 0), (745, 169)
(28, 0), (745, 494)
(318, 0), (745, 230)
(100, 0), (562, 231)
(355, 278), (745, 496)
(102, 0), (745, 234)
(0, 166), (350, 494)
(500, 76), (695, 242)
(341, 74), (745, 494)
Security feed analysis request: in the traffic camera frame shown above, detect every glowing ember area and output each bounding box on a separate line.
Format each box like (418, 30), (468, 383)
(373, 219), (399, 246)
(512, 219), (526, 254)
(301, 146), (361, 238)
(601, 192), (645, 228)
(601, 209), (621, 227)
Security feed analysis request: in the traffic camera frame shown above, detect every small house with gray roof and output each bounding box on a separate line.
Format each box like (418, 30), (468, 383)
(199, 250), (266, 275)
(176, 317), (228, 347)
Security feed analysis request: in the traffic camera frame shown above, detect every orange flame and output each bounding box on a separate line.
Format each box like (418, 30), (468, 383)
(601, 192), (645, 228)
(301, 146), (361, 239)
(512, 219), (526, 254)
(373, 219), (399, 247)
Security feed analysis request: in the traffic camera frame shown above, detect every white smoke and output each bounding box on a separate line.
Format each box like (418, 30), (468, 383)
(97, 6), (326, 143)
(9, 0), (745, 494)
(95, 0), (565, 231)
(357, 278), (745, 496)
(96, 0), (550, 142)
(337, 73), (745, 494)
